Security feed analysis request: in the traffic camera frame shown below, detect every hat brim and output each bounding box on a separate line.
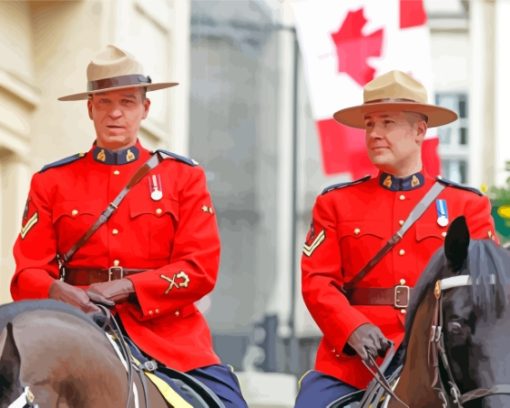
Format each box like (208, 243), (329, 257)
(58, 82), (179, 101)
(333, 102), (458, 129)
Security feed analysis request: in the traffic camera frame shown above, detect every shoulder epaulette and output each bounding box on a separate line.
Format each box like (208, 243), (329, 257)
(154, 149), (198, 166)
(39, 153), (86, 173)
(321, 175), (371, 195)
(436, 176), (482, 196)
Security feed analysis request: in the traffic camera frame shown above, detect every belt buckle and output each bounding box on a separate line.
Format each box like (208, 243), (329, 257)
(108, 266), (124, 281)
(394, 285), (410, 308)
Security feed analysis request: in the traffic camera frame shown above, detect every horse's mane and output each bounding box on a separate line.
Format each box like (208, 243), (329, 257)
(0, 299), (98, 332)
(405, 239), (510, 344)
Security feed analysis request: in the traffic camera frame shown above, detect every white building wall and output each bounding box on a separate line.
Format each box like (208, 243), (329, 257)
(494, 0), (510, 186)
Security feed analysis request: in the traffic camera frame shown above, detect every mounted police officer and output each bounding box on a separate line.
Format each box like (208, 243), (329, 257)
(11, 44), (247, 408)
(295, 70), (498, 407)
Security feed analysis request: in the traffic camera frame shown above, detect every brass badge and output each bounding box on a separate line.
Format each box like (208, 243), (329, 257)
(126, 149), (135, 162)
(96, 149), (106, 162)
(201, 205), (214, 214)
(434, 280), (441, 299)
(383, 175), (392, 188)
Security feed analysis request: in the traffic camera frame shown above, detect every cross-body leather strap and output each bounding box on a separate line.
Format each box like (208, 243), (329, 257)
(343, 181), (445, 293)
(59, 152), (163, 265)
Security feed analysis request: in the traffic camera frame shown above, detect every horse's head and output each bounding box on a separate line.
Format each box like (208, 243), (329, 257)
(438, 216), (510, 407)
(392, 216), (510, 408)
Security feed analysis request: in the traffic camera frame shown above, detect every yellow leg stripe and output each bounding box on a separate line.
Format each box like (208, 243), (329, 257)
(297, 369), (312, 390)
(144, 371), (193, 408)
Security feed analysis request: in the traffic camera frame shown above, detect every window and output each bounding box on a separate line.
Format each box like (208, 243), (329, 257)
(436, 93), (469, 183)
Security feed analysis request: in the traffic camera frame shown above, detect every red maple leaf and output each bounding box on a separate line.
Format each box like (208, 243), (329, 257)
(331, 8), (384, 86)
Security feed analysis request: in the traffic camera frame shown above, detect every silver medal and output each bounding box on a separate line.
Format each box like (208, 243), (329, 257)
(151, 190), (163, 201)
(437, 215), (449, 227)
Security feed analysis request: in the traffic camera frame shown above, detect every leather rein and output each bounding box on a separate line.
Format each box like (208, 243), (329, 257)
(429, 275), (510, 407)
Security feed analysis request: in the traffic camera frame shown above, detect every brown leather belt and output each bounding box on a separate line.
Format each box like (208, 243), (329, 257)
(347, 285), (413, 309)
(63, 267), (145, 285)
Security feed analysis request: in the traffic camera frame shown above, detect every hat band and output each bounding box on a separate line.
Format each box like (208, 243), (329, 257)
(88, 74), (152, 92)
(365, 97), (420, 104)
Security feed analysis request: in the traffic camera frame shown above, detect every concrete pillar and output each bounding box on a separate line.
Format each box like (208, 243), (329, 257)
(493, 0), (510, 186)
(469, 0), (496, 188)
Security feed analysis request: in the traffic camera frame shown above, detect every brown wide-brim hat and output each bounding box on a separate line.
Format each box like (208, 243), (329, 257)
(58, 44), (178, 101)
(333, 70), (458, 129)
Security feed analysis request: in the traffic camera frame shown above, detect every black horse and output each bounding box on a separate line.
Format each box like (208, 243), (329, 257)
(387, 216), (510, 407)
(333, 216), (510, 408)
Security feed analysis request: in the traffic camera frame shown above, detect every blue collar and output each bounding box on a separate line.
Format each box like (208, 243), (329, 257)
(379, 172), (425, 191)
(92, 145), (140, 165)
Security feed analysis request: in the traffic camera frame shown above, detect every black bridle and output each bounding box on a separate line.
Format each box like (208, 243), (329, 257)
(429, 275), (510, 407)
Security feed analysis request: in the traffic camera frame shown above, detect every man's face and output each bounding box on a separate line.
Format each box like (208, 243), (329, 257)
(363, 111), (427, 176)
(87, 88), (150, 150)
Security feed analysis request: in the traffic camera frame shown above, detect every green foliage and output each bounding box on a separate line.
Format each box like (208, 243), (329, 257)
(488, 176), (510, 204)
(489, 177), (510, 243)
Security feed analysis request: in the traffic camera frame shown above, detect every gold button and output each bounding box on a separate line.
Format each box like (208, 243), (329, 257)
(112, 228), (119, 235)
(148, 310), (153, 315)
(488, 230), (493, 238)
(399, 249), (405, 256)
(113, 259), (120, 266)
(354, 228), (361, 235)
(441, 231), (447, 238)
(332, 348), (336, 353)
(400, 278), (406, 285)
(156, 208), (163, 215)
(155, 308), (160, 314)
(113, 170), (120, 175)
(174, 310), (180, 317)
(399, 220), (404, 226)
(71, 209), (78, 216)
(399, 194), (405, 201)
(400, 309), (407, 314)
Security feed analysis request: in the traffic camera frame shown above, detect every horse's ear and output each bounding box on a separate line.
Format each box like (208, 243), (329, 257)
(445, 216), (470, 272)
(0, 323), (21, 393)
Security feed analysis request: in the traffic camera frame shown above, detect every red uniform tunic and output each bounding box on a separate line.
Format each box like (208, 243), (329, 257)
(301, 171), (498, 389)
(11, 141), (221, 371)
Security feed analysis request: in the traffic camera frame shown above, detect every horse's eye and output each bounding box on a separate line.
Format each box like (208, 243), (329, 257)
(447, 321), (463, 335)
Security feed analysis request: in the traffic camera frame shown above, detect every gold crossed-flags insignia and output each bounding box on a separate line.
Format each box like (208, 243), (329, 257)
(161, 271), (191, 295)
(20, 212), (39, 239)
(303, 229), (326, 257)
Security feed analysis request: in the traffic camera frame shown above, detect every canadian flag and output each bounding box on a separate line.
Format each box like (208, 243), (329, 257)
(293, 0), (440, 179)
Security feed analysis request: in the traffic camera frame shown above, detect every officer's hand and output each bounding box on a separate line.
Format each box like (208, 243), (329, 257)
(347, 323), (391, 361)
(87, 279), (135, 304)
(49, 280), (100, 313)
